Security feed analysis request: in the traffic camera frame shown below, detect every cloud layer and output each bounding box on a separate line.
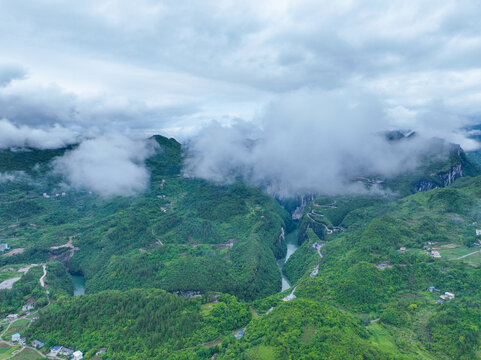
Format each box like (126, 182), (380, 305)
(185, 89), (476, 197)
(53, 135), (155, 196)
(0, 1), (481, 196)
(0, 1), (481, 138)
(0, 119), (79, 150)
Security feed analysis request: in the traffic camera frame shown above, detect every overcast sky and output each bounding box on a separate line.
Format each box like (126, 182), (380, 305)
(1, 1), (481, 196)
(0, 0), (480, 140)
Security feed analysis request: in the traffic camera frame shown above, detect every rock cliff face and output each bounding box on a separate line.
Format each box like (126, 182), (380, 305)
(439, 164), (463, 187)
(292, 195), (315, 220)
(414, 180), (439, 193)
(414, 164), (464, 192)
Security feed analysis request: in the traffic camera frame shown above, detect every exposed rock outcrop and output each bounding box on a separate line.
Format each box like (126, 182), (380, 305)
(292, 195), (315, 220)
(414, 180), (439, 193)
(439, 164), (463, 187)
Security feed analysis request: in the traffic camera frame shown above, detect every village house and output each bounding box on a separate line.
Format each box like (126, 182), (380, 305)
(6, 314), (18, 320)
(476, 229), (481, 236)
(440, 292), (455, 300)
(427, 286), (441, 293)
(31, 339), (45, 348)
(59, 346), (75, 356)
(376, 263), (393, 270)
(397, 247), (407, 253)
(73, 350), (83, 360)
(430, 250), (441, 258)
(49, 346), (61, 356)
(225, 239), (236, 248)
(0, 243), (9, 252)
(22, 304), (34, 311)
(11, 333), (21, 343)
(234, 330), (244, 339)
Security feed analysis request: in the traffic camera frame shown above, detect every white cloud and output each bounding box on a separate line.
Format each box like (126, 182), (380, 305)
(185, 89), (477, 197)
(0, 0), (480, 137)
(0, 171), (26, 184)
(53, 135), (155, 196)
(0, 119), (79, 149)
(0, 1), (480, 197)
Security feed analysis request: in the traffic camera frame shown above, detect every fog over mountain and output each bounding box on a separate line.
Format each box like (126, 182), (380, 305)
(52, 135), (156, 196)
(185, 89), (479, 197)
(0, 1), (481, 196)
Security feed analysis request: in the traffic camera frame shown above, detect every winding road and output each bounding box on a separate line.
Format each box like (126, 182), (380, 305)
(307, 212), (333, 234)
(0, 264), (52, 359)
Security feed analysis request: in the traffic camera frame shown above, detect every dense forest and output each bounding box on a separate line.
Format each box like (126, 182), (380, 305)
(1, 135), (481, 359)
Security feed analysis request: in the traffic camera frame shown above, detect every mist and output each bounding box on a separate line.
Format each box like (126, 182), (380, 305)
(0, 171), (26, 184)
(53, 135), (155, 197)
(185, 89), (479, 198)
(0, 119), (79, 149)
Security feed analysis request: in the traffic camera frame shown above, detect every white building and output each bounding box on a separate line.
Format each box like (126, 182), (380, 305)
(476, 229), (481, 236)
(11, 333), (21, 342)
(440, 292), (455, 300)
(22, 304), (34, 311)
(430, 250), (441, 258)
(73, 350), (83, 360)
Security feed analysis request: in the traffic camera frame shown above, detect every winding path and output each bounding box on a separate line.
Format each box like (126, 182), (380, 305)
(314, 201), (337, 209)
(307, 212), (333, 234)
(40, 264), (47, 288)
(452, 250), (481, 261)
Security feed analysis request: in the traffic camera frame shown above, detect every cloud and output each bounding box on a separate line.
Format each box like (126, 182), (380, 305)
(185, 89), (477, 197)
(0, 171), (26, 184)
(0, 64), (26, 87)
(0, 81), (202, 136)
(53, 135), (155, 196)
(0, 1), (480, 138)
(0, 1), (480, 197)
(0, 119), (79, 149)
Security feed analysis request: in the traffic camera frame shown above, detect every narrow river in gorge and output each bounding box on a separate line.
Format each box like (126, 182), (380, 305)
(277, 230), (299, 292)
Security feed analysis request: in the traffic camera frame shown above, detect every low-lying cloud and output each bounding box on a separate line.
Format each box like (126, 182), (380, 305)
(0, 119), (79, 149)
(53, 135), (155, 197)
(0, 171), (26, 184)
(185, 89), (479, 197)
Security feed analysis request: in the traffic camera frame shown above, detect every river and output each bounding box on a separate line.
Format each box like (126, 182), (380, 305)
(72, 274), (86, 296)
(277, 230), (299, 291)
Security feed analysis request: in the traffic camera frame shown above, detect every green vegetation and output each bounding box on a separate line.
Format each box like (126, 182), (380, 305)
(0, 136), (290, 303)
(25, 290), (251, 359)
(0, 266), (44, 315)
(2, 135), (481, 359)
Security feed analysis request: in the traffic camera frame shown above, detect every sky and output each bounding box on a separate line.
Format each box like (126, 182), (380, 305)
(1, 1), (481, 195)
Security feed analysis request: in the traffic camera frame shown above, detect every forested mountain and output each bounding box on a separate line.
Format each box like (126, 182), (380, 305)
(1, 135), (481, 359)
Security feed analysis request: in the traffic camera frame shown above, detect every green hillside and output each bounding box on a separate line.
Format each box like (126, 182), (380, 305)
(1, 135), (481, 359)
